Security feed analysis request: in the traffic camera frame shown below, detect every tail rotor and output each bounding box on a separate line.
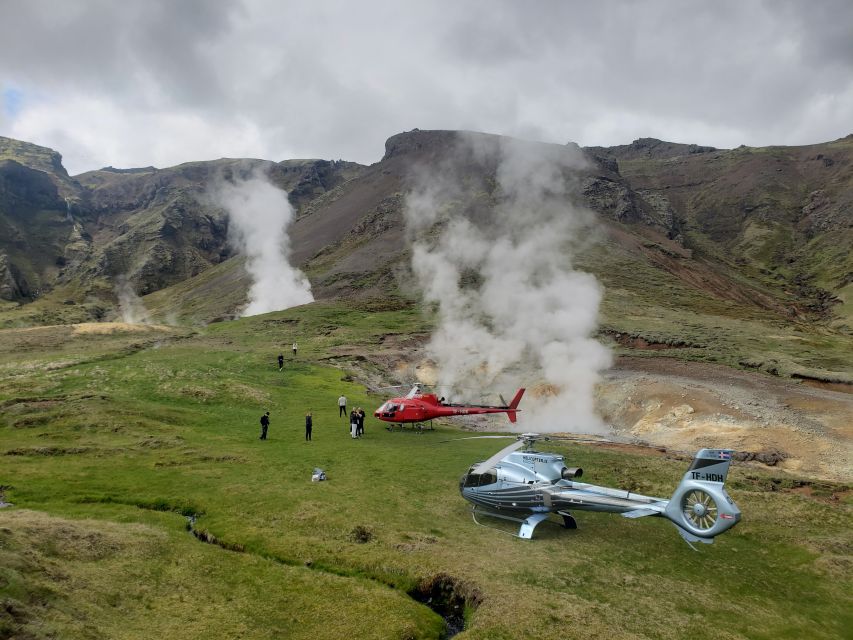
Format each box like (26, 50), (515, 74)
(665, 449), (741, 547)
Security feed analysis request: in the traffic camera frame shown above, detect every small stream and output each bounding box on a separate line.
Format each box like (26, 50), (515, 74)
(182, 514), (476, 638)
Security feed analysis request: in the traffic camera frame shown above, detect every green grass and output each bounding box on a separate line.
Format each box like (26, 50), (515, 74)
(576, 233), (853, 381)
(1, 302), (851, 639)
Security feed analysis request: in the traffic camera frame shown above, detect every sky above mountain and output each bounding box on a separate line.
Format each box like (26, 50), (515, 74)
(2, 0), (852, 175)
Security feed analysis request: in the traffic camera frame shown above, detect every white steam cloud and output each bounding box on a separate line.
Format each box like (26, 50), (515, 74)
(214, 168), (313, 316)
(405, 134), (612, 433)
(114, 274), (151, 324)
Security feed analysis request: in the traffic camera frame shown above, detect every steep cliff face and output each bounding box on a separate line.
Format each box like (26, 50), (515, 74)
(0, 156), (78, 300)
(0, 143), (364, 318)
(0, 135), (81, 198)
(70, 157), (365, 297)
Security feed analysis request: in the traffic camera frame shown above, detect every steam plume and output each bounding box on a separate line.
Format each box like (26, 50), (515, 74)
(405, 133), (612, 433)
(115, 275), (151, 324)
(214, 167), (313, 316)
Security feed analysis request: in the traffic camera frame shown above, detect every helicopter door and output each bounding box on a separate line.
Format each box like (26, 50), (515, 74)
(410, 403), (427, 422)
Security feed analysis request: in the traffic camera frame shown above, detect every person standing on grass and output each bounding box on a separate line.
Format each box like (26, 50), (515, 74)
(278, 353), (284, 371)
(338, 394), (347, 418)
(292, 342), (298, 356)
(350, 409), (359, 439)
(305, 411), (313, 441)
(259, 411), (270, 440)
(356, 407), (366, 437)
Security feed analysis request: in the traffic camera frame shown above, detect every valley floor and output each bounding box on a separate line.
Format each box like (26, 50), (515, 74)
(0, 309), (850, 639)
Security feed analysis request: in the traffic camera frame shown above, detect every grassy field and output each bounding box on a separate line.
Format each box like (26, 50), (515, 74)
(1, 303), (851, 639)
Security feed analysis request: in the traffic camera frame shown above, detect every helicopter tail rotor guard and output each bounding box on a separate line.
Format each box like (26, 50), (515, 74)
(663, 449), (741, 545)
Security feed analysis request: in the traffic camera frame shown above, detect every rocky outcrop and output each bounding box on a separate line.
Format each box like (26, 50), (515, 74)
(0, 159), (64, 213)
(0, 253), (29, 299)
(581, 175), (640, 222)
(585, 137), (719, 162)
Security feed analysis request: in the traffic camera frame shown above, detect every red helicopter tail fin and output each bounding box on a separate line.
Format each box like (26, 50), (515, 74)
(506, 388), (525, 422)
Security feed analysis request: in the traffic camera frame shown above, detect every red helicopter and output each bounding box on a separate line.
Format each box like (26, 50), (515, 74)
(374, 384), (525, 431)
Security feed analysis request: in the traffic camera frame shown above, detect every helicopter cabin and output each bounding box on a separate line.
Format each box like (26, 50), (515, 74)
(462, 451), (580, 488)
(376, 401), (400, 418)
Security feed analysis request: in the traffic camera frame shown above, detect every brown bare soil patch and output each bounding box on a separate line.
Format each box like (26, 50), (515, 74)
(71, 322), (173, 335)
(598, 356), (853, 482)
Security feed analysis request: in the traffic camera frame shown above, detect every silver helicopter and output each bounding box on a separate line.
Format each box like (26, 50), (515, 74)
(457, 433), (741, 548)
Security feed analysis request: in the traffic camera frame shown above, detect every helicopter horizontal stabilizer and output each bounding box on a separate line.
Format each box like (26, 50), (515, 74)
(621, 508), (660, 519)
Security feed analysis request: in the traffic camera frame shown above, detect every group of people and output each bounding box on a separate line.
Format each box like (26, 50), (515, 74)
(340, 395), (367, 438)
(257, 392), (369, 442)
(277, 343), (298, 371)
(349, 406), (366, 439)
(259, 409), (314, 441)
(259, 348), (377, 443)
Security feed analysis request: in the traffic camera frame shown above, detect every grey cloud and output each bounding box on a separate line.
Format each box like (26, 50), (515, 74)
(1, 0), (851, 173)
(1, 0), (238, 108)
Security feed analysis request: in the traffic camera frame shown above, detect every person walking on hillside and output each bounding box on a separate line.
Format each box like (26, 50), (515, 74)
(350, 409), (359, 439)
(338, 394), (347, 418)
(305, 411), (313, 442)
(356, 407), (366, 437)
(292, 342), (298, 357)
(278, 353), (284, 371)
(259, 411), (270, 440)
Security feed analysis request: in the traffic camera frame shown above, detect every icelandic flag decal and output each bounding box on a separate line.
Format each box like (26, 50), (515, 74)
(717, 450), (732, 460)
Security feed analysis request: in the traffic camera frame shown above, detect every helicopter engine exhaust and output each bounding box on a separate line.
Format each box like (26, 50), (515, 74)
(561, 467), (583, 479)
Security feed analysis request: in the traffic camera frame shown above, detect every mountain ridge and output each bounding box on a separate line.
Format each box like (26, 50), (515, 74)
(0, 129), (850, 381)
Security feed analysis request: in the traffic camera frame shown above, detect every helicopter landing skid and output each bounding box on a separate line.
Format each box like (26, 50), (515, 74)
(471, 506), (577, 539)
(385, 421), (434, 434)
(557, 510), (578, 529)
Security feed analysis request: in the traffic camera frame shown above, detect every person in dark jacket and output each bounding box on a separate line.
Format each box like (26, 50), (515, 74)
(278, 354), (284, 371)
(260, 411), (270, 440)
(356, 407), (366, 437)
(305, 411), (313, 441)
(349, 409), (359, 439)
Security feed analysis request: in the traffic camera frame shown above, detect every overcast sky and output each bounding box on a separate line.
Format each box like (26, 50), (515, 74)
(2, 0), (852, 175)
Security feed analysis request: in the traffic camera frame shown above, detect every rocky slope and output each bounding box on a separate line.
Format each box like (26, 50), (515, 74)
(0, 130), (850, 380)
(0, 136), (363, 322)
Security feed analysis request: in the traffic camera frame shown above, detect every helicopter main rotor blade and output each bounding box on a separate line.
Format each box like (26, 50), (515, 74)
(438, 435), (518, 443)
(370, 384), (413, 391)
(472, 439), (525, 473)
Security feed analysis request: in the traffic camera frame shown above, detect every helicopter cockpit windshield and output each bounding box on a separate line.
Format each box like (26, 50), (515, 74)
(461, 468), (497, 488)
(377, 402), (399, 417)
